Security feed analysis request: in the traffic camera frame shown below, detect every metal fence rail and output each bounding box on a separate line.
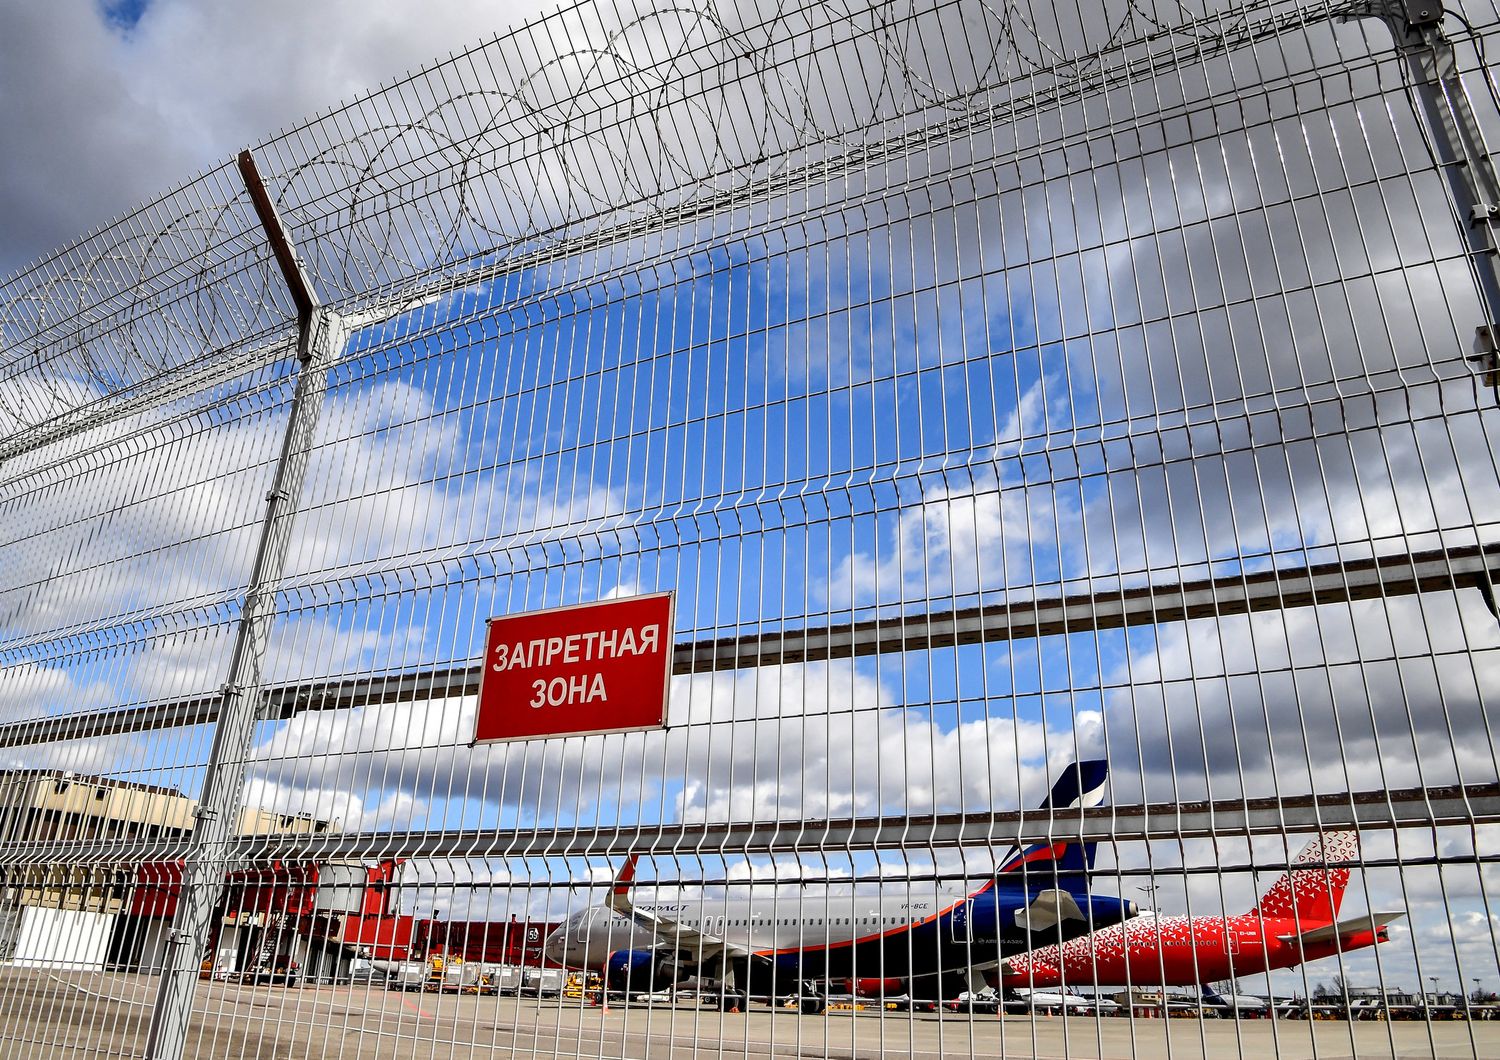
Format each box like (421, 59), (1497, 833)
(1, 540), (1495, 752)
(0, 782), (1493, 871)
(4, 0), (1500, 1057)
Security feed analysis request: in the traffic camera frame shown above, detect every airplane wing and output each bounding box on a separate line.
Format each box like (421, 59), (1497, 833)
(1279, 911), (1406, 946)
(605, 855), (753, 959)
(1012, 888), (1086, 932)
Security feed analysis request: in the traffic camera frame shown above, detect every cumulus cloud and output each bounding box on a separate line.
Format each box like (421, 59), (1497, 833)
(0, 0), (552, 276)
(0, 660), (114, 726)
(829, 382), (1080, 607)
(0, 366), (632, 709)
(237, 661), (1087, 918)
(238, 659), (1077, 836)
(1079, 594), (1500, 808)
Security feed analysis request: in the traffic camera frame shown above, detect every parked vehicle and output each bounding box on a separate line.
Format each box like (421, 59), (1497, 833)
(425, 956), (486, 993)
(944, 989), (1001, 1014)
(520, 967), (567, 998)
(385, 961), (436, 991)
(490, 965), (525, 995)
(631, 990), (677, 1005)
(244, 962), (301, 988)
(344, 957), (387, 985)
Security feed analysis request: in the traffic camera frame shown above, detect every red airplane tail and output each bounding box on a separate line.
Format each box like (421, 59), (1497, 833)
(1249, 831), (1358, 925)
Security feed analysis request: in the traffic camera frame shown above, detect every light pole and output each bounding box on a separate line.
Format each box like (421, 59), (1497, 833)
(1135, 882), (1164, 909)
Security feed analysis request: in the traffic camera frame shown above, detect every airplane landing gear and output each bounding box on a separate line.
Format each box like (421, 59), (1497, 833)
(719, 957), (750, 1012)
(940, 972), (972, 1007)
(795, 981), (826, 1015)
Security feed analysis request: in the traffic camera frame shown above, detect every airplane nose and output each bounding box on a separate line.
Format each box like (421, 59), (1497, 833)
(542, 930), (568, 965)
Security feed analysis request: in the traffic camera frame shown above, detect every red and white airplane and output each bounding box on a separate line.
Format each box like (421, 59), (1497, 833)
(999, 831), (1403, 991)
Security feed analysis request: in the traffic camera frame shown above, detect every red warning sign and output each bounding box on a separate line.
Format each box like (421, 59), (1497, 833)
(473, 592), (674, 743)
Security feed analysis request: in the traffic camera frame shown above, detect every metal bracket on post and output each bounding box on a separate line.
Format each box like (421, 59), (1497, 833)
(141, 151), (342, 1060)
(1400, 0), (1445, 30)
(236, 149), (320, 329)
(1472, 202), (1500, 251)
(1471, 324), (1500, 392)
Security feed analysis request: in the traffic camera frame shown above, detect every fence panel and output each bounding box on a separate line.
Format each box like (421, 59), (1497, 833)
(3, 1), (1500, 1057)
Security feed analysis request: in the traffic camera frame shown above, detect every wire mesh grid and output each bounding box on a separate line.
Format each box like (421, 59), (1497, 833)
(2, 0), (1500, 1057)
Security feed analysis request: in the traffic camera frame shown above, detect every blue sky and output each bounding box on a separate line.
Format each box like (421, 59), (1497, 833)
(97, 0), (148, 32)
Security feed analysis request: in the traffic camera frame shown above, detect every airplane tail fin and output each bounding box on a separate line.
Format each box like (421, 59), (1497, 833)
(1249, 831), (1359, 925)
(997, 760), (1108, 884)
(606, 854), (640, 914)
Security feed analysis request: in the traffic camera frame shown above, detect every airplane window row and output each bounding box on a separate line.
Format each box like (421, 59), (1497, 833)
(704, 917), (892, 928)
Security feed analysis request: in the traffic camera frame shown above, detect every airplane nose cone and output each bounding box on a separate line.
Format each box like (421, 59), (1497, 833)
(542, 931), (568, 965)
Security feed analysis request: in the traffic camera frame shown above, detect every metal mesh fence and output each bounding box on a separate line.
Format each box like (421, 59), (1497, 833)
(3, 0), (1500, 1056)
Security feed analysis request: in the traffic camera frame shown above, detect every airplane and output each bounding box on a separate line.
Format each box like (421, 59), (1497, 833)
(542, 761), (1138, 1011)
(998, 830), (1403, 993)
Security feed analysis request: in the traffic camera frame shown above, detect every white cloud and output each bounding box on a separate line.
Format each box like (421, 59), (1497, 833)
(0, 368), (632, 710)
(0, 0), (553, 276)
(0, 660), (114, 726)
(830, 460), (1077, 610)
(239, 660), (1073, 835)
(1081, 596), (1500, 808)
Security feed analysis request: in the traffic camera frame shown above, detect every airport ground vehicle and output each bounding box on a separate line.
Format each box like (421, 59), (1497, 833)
(342, 957), (387, 985)
(243, 963), (300, 988)
(520, 968), (567, 998)
(489, 966), (524, 995)
(381, 956), (490, 992)
(383, 962), (431, 991)
(943, 989), (1001, 1014)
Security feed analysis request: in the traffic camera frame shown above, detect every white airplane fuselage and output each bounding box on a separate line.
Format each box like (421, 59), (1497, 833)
(546, 889), (951, 968)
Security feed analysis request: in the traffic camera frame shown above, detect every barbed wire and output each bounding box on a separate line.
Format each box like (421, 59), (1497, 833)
(0, 0), (1406, 449)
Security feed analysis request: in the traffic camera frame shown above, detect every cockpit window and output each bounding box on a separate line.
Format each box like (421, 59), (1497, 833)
(561, 909), (592, 931)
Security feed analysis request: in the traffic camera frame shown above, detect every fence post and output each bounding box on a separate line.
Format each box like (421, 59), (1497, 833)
(1354, 2), (1500, 368)
(142, 151), (339, 1060)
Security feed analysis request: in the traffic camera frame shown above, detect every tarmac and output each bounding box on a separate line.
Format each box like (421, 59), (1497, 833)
(0, 970), (1492, 1059)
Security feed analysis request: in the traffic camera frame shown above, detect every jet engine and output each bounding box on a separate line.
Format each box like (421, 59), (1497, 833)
(603, 949), (675, 993)
(969, 885), (1137, 946)
(840, 977), (907, 998)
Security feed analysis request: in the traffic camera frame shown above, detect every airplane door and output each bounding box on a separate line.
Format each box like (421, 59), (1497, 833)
(1227, 929), (1241, 957)
(950, 900), (973, 943)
